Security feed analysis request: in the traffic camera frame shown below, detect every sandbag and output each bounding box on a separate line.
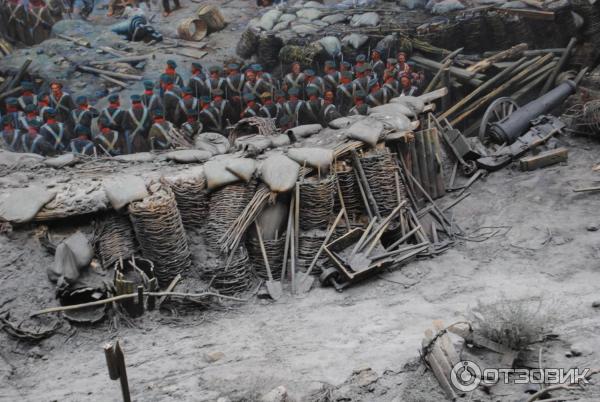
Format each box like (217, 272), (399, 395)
(235, 135), (273, 156)
(258, 9), (282, 31)
(500, 1), (527, 8)
(304, 1), (325, 7)
(292, 24), (320, 36)
(278, 13), (296, 23)
(369, 102), (415, 117)
(272, 21), (291, 31)
(204, 160), (241, 190)
(44, 153), (79, 168)
(321, 14), (347, 24)
(114, 152), (155, 162)
(328, 115), (364, 129)
(288, 147), (334, 171)
(350, 12), (380, 27)
(0, 150), (44, 168)
(0, 185), (56, 223)
(369, 113), (412, 132)
(194, 132), (230, 155)
(285, 124), (322, 141)
(48, 231), (93, 284)
(390, 95), (425, 114)
(226, 158), (257, 182)
(318, 36), (342, 57)
(432, 0), (465, 14)
(164, 149), (212, 163)
(296, 8), (322, 20)
(260, 154), (300, 193)
(342, 33), (369, 49)
(346, 118), (384, 147)
(104, 175), (148, 210)
(270, 134), (291, 147)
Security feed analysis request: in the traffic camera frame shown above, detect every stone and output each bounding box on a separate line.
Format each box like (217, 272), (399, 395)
(569, 343), (592, 357)
(353, 367), (378, 387)
(217, 398), (231, 402)
(260, 385), (288, 402)
(586, 225), (598, 232)
(592, 300), (600, 308)
(205, 351), (225, 363)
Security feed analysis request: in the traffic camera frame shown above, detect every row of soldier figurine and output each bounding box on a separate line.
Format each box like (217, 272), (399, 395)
(0, 51), (426, 157)
(0, 0), (64, 46)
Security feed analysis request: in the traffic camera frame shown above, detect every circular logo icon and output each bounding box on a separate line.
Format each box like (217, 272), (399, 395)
(450, 360), (481, 392)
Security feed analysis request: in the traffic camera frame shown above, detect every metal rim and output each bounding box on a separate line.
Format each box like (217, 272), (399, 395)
(479, 97), (519, 143)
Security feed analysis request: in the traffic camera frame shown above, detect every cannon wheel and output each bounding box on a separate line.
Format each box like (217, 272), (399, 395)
(479, 98), (519, 143)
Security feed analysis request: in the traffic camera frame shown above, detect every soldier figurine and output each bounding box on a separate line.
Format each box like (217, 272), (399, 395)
(18, 104), (42, 132)
(37, 91), (52, 121)
(304, 69), (325, 98)
(188, 62), (209, 99)
(95, 116), (125, 156)
(0, 116), (23, 152)
(224, 63), (244, 122)
(100, 93), (125, 132)
(258, 92), (281, 121)
(206, 65), (226, 98)
(395, 52), (411, 77)
(199, 96), (221, 134)
(210, 88), (234, 133)
(49, 81), (75, 125)
(22, 119), (56, 156)
(3, 97), (22, 129)
(5, 0), (32, 45)
(241, 93), (261, 119)
(17, 81), (38, 111)
(28, 0), (53, 44)
(164, 59), (184, 87)
(370, 48), (385, 83)
(336, 72), (354, 116)
(181, 108), (202, 140)
(323, 61), (340, 93)
(340, 61), (352, 75)
(253, 64), (275, 92)
(382, 69), (400, 98)
(141, 80), (162, 118)
(40, 107), (69, 152)
(123, 94), (150, 154)
(243, 68), (270, 100)
(283, 62), (305, 94)
(348, 91), (369, 116)
(321, 91), (341, 126)
(148, 109), (175, 150)
(283, 87), (304, 127)
(352, 65), (370, 98)
(301, 87), (322, 125)
(354, 54), (367, 73)
(366, 82), (391, 107)
(71, 95), (99, 130)
(399, 75), (419, 97)
(161, 75), (182, 123)
(175, 87), (199, 126)
(70, 125), (97, 156)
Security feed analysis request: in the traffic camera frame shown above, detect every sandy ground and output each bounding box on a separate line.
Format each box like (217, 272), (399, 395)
(1, 133), (600, 401)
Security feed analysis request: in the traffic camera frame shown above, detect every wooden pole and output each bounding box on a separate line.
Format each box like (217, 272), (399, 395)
(539, 37), (576, 95)
(77, 65), (143, 81)
(411, 55), (484, 86)
(466, 43), (527, 74)
(104, 341), (131, 402)
(450, 53), (553, 126)
(438, 57), (528, 120)
(423, 59), (451, 94)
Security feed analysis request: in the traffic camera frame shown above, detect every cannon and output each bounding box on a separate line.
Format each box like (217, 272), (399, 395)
(111, 16), (163, 43)
(480, 80), (577, 144)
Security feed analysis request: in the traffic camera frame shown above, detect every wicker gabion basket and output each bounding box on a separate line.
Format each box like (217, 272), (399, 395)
(206, 179), (258, 247)
(359, 150), (406, 217)
(334, 164), (364, 217)
(299, 174), (336, 231)
(129, 184), (191, 287)
(298, 229), (330, 275)
(163, 175), (209, 229)
(204, 247), (252, 295)
(94, 213), (138, 269)
(246, 235), (286, 280)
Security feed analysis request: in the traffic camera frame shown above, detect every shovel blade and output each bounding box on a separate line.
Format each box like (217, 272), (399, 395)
(297, 273), (315, 294)
(266, 280), (283, 300)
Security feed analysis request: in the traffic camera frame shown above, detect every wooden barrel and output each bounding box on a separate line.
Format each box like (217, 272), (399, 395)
(197, 4), (226, 33)
(177, 17), (208, 41)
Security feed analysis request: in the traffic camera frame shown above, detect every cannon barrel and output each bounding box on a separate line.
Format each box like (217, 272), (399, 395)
(489, 80), (576, 144)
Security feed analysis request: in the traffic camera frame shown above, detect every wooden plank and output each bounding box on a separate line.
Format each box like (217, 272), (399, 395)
(519, 147), (567, 171)
(495, 7), (555, 20)
(466, 43), (527, 74)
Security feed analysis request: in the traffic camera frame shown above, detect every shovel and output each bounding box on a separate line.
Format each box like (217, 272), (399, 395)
(297, 207), (346, 294)
(255, 222), (282, 300)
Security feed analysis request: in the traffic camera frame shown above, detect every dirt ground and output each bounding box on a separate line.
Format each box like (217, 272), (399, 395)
(0, 133), (599, 401)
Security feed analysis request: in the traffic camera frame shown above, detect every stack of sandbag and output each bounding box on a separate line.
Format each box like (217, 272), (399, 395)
(94, 213), (138, 268)
(129, 184), (191, 287)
